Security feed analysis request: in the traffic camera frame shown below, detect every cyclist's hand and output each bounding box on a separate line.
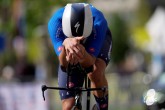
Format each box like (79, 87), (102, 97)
(63, 36), (85, 61)
(66, 44), (86, 65)
(66, 52), (79, 65)
(75, 44), (85, 60)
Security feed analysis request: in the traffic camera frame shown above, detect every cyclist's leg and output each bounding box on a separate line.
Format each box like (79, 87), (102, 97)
(88, 29), (112, 110)
(62, 98), (75, 110)
(58, 65), (84, 110)
(88, 58), (109, 110)
(90, 58), (108, 96)
(89, 29), (112, 96)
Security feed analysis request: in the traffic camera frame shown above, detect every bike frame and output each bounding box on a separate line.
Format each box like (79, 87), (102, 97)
(41, 64), (107, 110)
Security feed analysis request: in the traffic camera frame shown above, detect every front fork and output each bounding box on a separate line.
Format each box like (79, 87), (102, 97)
(72, 92), (82, 110)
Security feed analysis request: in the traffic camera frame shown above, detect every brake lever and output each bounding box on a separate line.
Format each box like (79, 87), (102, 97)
(41, 85), (47, 101)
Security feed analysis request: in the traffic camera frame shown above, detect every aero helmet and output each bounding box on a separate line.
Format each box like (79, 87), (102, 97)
(62, 3), (93, 38)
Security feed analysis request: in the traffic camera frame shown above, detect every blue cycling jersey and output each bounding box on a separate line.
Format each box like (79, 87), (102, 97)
(48, 5), (108, 57)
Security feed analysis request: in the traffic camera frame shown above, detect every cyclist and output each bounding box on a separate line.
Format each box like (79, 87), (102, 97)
(48, 3), (112, 110)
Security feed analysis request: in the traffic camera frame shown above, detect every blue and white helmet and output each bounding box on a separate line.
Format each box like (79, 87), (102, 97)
(62, 3), (93, 38)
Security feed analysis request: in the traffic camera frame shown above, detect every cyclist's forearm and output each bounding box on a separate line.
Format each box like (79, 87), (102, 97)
(59, 46), (95, 68)
(79, 50), (96, 68)
(58, 47), (68, 68)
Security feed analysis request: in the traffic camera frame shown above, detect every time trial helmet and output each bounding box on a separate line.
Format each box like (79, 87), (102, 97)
(62, 3), (93, 38)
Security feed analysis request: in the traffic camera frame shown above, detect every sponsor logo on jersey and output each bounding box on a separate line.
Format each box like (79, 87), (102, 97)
(101, 104), (108, 108)
(69, 82), (75, 88)
(58, 46), (63, 52)
(89, 47), (95, 53)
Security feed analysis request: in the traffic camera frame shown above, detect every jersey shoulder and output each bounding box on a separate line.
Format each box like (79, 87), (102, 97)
(89, 5), (107, 24)
(50, 7), (64, 21)
(90, 5), (104, 17)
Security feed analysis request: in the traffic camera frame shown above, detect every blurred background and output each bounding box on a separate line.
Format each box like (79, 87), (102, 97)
(0, 0), (165, 110)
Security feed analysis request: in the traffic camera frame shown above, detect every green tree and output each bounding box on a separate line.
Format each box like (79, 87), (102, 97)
(110, 14), (131, 65)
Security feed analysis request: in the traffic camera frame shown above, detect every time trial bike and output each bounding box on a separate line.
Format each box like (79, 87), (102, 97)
(41, 63), (107, 110)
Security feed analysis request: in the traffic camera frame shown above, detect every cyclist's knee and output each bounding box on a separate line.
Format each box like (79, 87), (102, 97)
(62, 98), (75, 110)
(88, 58), (106, 82)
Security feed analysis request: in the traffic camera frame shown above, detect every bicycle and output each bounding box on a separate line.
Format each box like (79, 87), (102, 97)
(41, 63), (107, 110)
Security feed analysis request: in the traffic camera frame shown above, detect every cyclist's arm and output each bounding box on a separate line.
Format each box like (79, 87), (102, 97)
(59, 46), (70, 69)
(48, 8), (68, 68)
(79, 49), (96, 68)
(87, 7), (108, 57)
(62, 37), (96, 68)
(79, 8), (108, 68)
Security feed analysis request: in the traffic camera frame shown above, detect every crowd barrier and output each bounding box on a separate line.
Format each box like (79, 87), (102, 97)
(0, 82), (48, 110)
